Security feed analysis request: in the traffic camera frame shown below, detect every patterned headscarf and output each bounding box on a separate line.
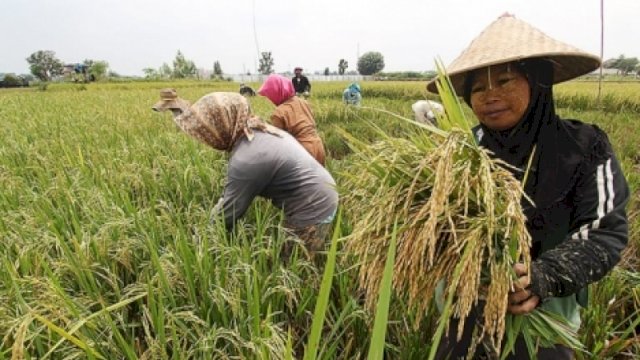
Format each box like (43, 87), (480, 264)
(163, 91), (280, 151)
(258, 74), (295, 106)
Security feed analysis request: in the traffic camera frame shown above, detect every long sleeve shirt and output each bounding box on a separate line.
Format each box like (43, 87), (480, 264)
(271, 97), (325, 165)
(212, 131), (338, 229)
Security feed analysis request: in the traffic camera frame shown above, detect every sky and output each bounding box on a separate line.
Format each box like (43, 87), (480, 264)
(1, 0), (638, 77)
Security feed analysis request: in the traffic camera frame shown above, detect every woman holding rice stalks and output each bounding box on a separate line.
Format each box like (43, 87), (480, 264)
(425, 13), (630, 359)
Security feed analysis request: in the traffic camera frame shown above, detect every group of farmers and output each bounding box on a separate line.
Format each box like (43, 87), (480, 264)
(152, 14), (629, 359)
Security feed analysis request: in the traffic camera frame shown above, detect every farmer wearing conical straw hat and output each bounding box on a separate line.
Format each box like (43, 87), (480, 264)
(428, 13), (629, 359)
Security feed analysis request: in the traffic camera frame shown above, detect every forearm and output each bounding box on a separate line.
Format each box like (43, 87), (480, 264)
(211, 196), (236, 230)
(530, 238), (618, 300)
(211, 167), (264, 230)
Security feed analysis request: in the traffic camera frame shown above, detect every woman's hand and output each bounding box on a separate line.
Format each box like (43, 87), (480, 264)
(508, 263), (540, 315)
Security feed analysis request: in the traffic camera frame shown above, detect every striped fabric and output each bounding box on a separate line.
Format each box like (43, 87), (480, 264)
(572, 158), (614, 240)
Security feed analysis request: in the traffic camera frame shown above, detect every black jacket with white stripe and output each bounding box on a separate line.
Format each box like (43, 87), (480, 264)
(524, 119), (630, 302)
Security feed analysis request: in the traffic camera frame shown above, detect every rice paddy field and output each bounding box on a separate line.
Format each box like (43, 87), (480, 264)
(0, 80), (638, 359)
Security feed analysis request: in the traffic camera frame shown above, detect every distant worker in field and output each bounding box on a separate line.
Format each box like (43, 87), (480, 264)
(151, 89), (338, 258)
(239, 83), (256, 97)
(427, 13), (629, 360)
(411, 99), (444, 126)
(342, 83), (362, 106)
(258, 74), (326, 165)
(292, 67), (311, 98)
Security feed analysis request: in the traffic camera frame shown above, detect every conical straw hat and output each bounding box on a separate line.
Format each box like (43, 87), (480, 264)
(152, 88), (189, 111)
(427, 14), (601, 94)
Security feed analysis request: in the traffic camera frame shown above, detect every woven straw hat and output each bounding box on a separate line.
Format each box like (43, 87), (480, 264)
(152, 88), (189, 111)
(426, 13), (601, 94)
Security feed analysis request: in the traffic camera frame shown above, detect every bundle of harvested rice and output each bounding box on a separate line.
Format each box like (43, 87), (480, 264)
(341, 62), (581, 358)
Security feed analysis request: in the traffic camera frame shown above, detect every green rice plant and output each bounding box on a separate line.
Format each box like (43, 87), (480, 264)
(340, 60), (583, 359)
(367, 219), (398, 359)
(0, 76), (636, 358)
(304, 210), (342, 360)
(578, 268), (640, 359)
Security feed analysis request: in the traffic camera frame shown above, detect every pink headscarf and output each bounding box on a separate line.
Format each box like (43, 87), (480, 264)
(258, 74), (295, 106)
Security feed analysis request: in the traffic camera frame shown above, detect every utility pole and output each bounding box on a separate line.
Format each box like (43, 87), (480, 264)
(597, 0), (604, 106)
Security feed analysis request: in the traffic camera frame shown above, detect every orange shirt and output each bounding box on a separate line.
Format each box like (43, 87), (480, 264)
(271, 97), (326, 165)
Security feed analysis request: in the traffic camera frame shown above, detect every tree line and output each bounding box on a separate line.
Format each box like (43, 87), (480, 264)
(24, 50), (109, 82)
(8, 50), (638, 87)
(15, 49), (435, 82)
(257, 51), (385, 76)
(602, 54), (640, 75)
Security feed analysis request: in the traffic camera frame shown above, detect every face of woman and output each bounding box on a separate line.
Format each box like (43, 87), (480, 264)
(469, 63), (531, 131)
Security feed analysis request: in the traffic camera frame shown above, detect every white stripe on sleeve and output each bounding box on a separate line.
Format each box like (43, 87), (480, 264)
(570, 160), (613, 240)
(605, 159), (614, 213)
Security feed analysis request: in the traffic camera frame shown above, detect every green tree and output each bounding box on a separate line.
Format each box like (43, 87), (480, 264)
(357, 51), (385, 75)
(602, 57), (618, 69)
(338, 59), (348, 75)
(88, 60), (109, 81)
(0, 74), (22, 87)
(324, 67), (330, 76)
(258, 52), (274, 75)
(619, 57), (639, 75)
(159, 63), (172, 78)
(604, 54), (640, 75)
(172, 50), (197, 79)
(81, 59), (109, 81)
(213, 61), (223, 76)
(143, 68), (159, 79)
(26, 50), (63, 81)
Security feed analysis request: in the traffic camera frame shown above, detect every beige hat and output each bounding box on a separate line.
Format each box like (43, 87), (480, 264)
(152, 88), (190, 111)
(426, 13), (601, 94)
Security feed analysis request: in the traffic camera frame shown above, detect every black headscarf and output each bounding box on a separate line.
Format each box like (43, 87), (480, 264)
(463, 58), (599, 215)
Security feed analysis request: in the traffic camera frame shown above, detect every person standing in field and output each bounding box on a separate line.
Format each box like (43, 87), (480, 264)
(427, 13), (629, 359)
(152, 90), (338, 258)
(292, 67), (311, 98)
(258, 74), (326, 166)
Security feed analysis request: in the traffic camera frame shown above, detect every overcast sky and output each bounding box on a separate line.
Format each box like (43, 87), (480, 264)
(1, 0), (638, 76)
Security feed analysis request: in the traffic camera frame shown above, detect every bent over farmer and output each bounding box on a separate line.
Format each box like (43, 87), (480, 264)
(258, 74), (327, 165)
(152, 90), (338, 257)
